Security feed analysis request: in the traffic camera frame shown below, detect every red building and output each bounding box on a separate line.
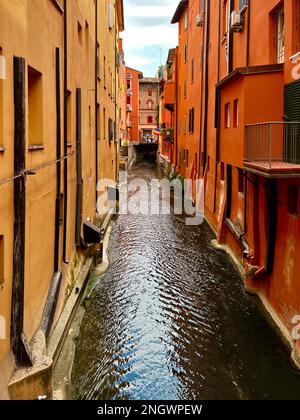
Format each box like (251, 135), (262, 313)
(170, 0), (300, 367)
(126, 67), (142, 143)
(159, 48), (178, 167)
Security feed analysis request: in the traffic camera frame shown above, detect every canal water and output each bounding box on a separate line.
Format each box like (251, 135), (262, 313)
(72, 159), (300, 400)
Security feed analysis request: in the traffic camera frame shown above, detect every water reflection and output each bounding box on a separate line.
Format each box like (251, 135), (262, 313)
(72, 160), (300, 400)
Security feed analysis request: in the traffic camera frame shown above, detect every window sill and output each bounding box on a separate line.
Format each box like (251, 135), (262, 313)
(28, 145), (44, 151)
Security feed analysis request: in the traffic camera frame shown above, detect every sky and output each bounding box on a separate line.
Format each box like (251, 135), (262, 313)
(122, 0), (178, 77)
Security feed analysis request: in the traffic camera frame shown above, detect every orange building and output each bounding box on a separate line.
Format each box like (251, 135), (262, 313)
(171, 0), (300, 367)
(125, 66), (142, 143)
(159, 48), (178, 167)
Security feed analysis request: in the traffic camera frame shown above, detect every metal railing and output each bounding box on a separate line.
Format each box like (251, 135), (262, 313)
(245, 122), (300, 168)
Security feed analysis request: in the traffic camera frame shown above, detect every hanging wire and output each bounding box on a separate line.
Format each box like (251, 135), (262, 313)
(0, 151), (77, 187)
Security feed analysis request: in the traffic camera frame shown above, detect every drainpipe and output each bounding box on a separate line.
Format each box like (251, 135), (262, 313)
(54, 47), (62, 273)
(213, 0), (222, 212)
(175, 48), (179, 167)
(63, 0), (69, 264)
(115, 6), (118, 183)
(95, 0), (99, 207)
(202, 0), (210, 176)
(246, 0), (251, 67)
(197, 2), (205, 176)
(228, 0), (234, 74)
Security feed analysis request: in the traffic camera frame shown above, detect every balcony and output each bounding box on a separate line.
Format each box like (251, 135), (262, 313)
(244, 122), (300, 177)
(162, 128), (174, 144)
(127, 88), (133, 96)
(127, 105), (133, 113)
(126, 73), (132, 80)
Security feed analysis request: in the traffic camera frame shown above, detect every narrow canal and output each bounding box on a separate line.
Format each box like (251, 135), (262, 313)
(71, 159), (300, 400)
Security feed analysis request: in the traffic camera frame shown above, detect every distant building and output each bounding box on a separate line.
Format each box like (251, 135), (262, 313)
(139, 78), (159, 142)
(126, 67), (143, 143)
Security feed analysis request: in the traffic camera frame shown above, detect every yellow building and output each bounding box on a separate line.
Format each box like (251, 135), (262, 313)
(0, 0), (124, 399)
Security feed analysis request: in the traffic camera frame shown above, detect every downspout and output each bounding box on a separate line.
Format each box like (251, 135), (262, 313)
(115, 5), (118, 183)
(54, 47), (62, 273)
(197, 2), (205, 176)
(95, 0), (99, 207)
(63, 0), (69, 263)
(202, 0), (210, 176)
(228, 0), (234, 74)
(213, 0), (222, 212)
(246, 0), (251, 67)
(175, 48), (179, 167)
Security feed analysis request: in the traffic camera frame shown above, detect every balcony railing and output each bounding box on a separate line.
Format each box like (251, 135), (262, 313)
(244, 122), (300, 175)
(161, 128), (174, 144)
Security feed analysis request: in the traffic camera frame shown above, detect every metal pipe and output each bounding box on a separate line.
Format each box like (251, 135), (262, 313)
(54, 47), (61, 272)
(95, 0), (99, 207)
(63, 0), (69, 264)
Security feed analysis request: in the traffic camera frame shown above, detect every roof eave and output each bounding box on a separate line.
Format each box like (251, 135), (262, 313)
(171, 0), (188, 24)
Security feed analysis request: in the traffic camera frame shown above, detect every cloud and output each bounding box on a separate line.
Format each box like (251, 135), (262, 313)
(122, 0), (178, 77)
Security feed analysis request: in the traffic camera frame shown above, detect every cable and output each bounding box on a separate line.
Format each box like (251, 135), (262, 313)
(0, 151), (76, 187)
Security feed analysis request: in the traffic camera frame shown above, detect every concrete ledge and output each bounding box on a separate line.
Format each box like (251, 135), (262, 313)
(48, 256), (94, 368)
(9, 362), (52, 400)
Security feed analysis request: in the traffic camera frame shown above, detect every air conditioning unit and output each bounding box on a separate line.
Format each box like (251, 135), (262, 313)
(196, 12), (204, 27)
(230, 10), (244, 32)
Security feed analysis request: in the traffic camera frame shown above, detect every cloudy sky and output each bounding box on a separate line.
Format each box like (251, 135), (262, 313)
(122, 0), (178, 77)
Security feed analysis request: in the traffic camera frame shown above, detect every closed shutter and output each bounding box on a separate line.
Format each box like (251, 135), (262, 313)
(284, 80), (300, 163)
(284, 80), (300, 122)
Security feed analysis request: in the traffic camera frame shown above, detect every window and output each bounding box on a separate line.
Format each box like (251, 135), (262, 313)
(220, 162), (225, 181)
(0, 48), (4, 149)
(189, 108), (195, 133)
(184, 12), (188, 30)
(275, 8), (285, 63)
(0, 235), (4, 285)
(97, 104), (100, 140)
(103, 108), (106, 140)
(127, 95), (131, 105)
(108, 118), (114, 142)
(222, 0), (229, 37)
(104, 56), (106, 87)
(288, 185), (298, 215)
(224, 102), (230, 128)
(108, 1), (113, 30)
(28, 66), (43, 146)
(191, 58), (194, 83)
(293, 0), (300, 53)
(147, 116), (153, 124)
(148, 88), (152, 97)
(67, 90), (72, 144)
(97, 43), (100, 78)
(184, 80), (187, 98)
(126, 79), (131, 90)
(78, 21), (83, 46)
(238, 169), (245, 194)
(233, 99), (239, 127)
(184, 44), (188, 63)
